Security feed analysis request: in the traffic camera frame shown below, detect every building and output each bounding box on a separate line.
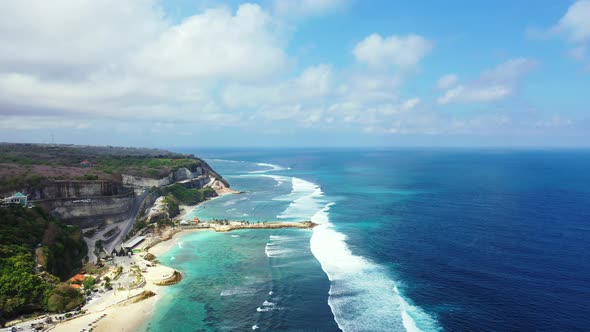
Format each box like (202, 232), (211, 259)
(67, 273), (86, 287)
(1, 192), (28, 207)
(122, 236), (146, 251)
(79, 160), (94, 167)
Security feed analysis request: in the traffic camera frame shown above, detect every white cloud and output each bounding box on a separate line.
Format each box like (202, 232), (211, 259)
(437, 85), (511, 105)
(0, 1), (569, 140)
(402, 98), (421, 110)
(541, 1), (590, 68)
(480, 58), (538, 83)
(335, 72), (401, 104)
(437, 58), (537, 105)
(0, 0), (164, 77)
(555, 0), (590, 43)
(222, 62), (420, 129)
(273, 0), (348, 18)
(353, 33), (433, 69)
(0, 1), (289, 127)
(222, 64), (334, 108)
(436, 74), (458, 89)
(135, 4), (288, 81)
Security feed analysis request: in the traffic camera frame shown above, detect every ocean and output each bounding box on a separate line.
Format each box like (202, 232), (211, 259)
(144, 148), (590, 331)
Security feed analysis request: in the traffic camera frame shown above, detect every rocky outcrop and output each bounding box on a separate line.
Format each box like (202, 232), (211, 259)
(122, 173), (174, 188)
(176, 175), (210, 189)
(119, 290), (156, 305)
(154, 270), (183, 286)
(192, 221), (318, 232)
(174, 166), (203, 181)
(121, 167), (205, 188)
(136, 190), (160, 221)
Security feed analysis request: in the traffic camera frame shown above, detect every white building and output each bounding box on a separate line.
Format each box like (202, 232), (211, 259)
(1, 192), (28, 207)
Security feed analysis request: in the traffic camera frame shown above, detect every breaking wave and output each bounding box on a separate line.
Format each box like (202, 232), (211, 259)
(265, 237), (295, 258)
(274, 176), (440, 332)
(249, 162), (290, 174)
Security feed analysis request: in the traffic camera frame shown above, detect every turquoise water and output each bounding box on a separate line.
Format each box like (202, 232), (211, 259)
(146, 149), (590, 331)
(145, 160), (338, 331)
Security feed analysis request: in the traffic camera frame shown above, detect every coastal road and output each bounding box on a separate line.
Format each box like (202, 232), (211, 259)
(103, 190), (148, 255)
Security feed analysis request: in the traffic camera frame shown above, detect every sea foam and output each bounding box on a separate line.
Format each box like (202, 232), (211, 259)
(276, 177), (324, 219)
(273, 176), (440, 332)
(244, 164), (439, 331)
(249, 162), (290, 174)
(264, 237), (295, 258)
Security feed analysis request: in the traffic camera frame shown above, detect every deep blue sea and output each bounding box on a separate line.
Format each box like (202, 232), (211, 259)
(145, 149), (590, 331)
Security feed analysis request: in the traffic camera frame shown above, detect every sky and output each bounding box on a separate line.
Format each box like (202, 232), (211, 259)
(0, 0), (589, 148)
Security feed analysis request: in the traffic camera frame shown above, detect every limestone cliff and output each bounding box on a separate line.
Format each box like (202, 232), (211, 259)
(0, 144), (228, 230)
(28, 180), (131, 200)
(121, 166), (208, 188)
(37, 193), (135, 228)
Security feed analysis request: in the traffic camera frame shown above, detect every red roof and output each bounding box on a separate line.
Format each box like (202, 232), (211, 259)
(68, 274), (86, 284)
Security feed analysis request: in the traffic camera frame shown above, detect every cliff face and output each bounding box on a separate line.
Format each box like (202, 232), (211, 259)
(121, 166), (207, 188)
(0, 144), (229, 230)
(34, 167), (214, 228)
(122, 173), (174, 188)
(28, 180), (130, 200)
(37, 193), (135, 228)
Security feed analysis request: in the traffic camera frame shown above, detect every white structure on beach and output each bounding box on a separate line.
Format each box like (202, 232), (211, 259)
(1, 192), (28, 207)
(122, 236), (146, 251)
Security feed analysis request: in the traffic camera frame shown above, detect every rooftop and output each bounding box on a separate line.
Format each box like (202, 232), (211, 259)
(122, 236), (146, 249)
(67, 274), (86, 284)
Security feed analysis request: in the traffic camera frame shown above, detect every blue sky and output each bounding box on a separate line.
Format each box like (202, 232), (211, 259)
(0, 0), (588, 147)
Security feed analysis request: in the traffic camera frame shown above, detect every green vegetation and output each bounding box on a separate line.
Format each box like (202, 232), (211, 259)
(94, 239), (103, 254)
(0, 143), (230, 196)
(103, 276), (112, 290)
(46, 284), (84, 313)
(0, 245), (49, 318)
(161, 184), (217, 205)
(113, 266), (123, 281)
(93, 156), (200, 179)
(0, 173), (47, 195)
(0, 206), (87, 323)
(163, 194), (180, 218)
(76, 174), (99, 180)
(82, 276), (96, 290)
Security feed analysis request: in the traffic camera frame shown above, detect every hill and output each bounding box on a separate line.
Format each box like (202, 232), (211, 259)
(0, 206), (87, 324)
(0, 143), (227, 196)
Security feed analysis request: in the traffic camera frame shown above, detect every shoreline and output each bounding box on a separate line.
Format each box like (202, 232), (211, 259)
(91, 220), (315, 331)
(53, 187), (315, 332)
(52, 196), (218, 331)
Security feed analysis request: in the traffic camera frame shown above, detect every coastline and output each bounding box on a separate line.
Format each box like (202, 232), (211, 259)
(55, 182), (314, 331)
(91, 227), (212, 331)
(88, 221), (315, 331)
(54, 194), (219, 331)
(81, 229), (197, 332)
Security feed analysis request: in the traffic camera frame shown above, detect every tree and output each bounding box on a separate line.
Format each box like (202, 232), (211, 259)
(46, 284), (84, 313)
(103, 276), (112, 290)
(46, 294), (65, 312)
(82, 276), (95, 290)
